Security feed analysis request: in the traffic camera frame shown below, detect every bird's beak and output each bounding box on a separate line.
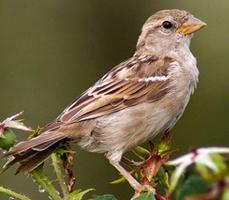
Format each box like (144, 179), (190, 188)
(176, 16), (206, 35)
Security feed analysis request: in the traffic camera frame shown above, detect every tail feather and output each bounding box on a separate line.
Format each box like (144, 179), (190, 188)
(6, 132), (65, 156)
(4, 131), (67, 173)
(32, 137), (65, 151)
(2, 150), (38, 173)
(4, 122), (85, 173)
(16, 144), (58, 174)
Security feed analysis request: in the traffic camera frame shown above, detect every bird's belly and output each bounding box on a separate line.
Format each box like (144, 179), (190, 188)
(77, 91), (190, 157)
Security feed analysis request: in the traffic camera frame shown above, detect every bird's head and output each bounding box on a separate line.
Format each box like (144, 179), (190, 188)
(136, 9), (206, 56)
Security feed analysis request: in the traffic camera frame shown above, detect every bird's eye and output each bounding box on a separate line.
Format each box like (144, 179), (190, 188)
(162, 21), (173, 29)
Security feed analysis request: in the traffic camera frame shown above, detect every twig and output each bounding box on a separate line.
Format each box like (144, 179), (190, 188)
(0, 186), (31, 200)
(51, 153), (69, 199)
(31, 166), (62, 200)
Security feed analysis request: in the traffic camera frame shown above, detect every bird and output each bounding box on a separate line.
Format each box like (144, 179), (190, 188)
(5, 9), (206, 193)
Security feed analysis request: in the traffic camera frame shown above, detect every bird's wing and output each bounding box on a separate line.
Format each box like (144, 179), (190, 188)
(56, 55), (173, 123)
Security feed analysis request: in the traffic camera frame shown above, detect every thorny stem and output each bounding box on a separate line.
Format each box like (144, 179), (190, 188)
(51, 153), (69, 199)
(31, 166), (62, 200)
(0, 186), (31, 200)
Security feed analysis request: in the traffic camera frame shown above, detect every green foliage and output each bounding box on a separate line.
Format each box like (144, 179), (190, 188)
(222, 186), (229, 200)
(0, 128), (16, 150)
(196, 153), (228, 181)
(174, 174), (208, 200)
(136, 192), (155, 200)
(67, 189), (94, 200)
(0, 113), (229, 200)
(31, 155), (95, 200)
(93, 194), (118, 200)
(0, 186), (31, 200)
(31, 165), (62, 200)
(156, 166), (170, 190)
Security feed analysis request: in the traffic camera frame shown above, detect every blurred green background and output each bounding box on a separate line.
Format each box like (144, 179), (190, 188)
(0, 0), (228, 199)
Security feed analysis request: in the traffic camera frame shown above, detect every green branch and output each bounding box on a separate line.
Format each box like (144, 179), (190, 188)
(0, 186), (31, 200)
(31, 165), (62, 200)
(51, 153), (69, 199)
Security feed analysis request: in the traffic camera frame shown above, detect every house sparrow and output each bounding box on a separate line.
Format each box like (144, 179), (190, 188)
(6, 9), (206, 193)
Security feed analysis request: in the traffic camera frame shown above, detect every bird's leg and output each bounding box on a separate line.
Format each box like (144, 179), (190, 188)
(107, 154), (155, 194)
(109, 158), (142, 191)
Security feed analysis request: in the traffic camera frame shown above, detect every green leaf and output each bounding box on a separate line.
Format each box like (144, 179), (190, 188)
(196, 162), (218, 182)
(0, 128), (16, 150)
(68, 189), (94, 200)
(136, 192), (155, 200)
(156, 166), (169, 189)
(174, 174), (208, 200)
(196, 153), (228, 182)
(110, 175), (126, 184)
(222, 187), (229, 200)
(169, 162), (190, 193)
(210, 153), (227, 173)
(93, 194), (118, 200)
(132, 146), (150, 160)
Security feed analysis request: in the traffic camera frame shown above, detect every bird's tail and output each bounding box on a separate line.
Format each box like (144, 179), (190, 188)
(4, 131), (67, 174)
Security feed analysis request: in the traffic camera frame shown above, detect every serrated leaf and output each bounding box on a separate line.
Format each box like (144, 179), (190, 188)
(68, 189), (94, 200)
(93, 194), (118, 200)
(174, 175), (208, 200)
(136, 192), (155, 200)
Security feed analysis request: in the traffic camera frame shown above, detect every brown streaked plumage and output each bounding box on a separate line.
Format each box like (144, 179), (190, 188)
(5, 9), (206, 194)
(57, 54), (171, 122)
